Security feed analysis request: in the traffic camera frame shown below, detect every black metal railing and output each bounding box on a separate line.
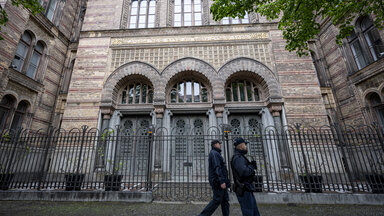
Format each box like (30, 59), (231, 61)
(0, 123), (383, 201)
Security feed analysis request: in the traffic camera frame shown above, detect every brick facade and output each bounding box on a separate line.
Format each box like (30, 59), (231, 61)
(60, 0), (329, 130)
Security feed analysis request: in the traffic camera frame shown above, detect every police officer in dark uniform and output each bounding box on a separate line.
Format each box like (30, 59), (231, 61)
(199, 139), (230, 216)
(231, 137), (261, 216)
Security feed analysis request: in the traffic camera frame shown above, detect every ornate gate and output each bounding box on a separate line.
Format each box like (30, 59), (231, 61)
(171, 115), (208, 181)
(120, 116), (151, 180)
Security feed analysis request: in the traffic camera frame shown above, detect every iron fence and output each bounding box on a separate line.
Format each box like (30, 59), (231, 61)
(0, 124), (383, 201)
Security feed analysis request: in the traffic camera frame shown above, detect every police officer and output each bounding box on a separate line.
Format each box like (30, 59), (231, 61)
(199, 139), (230, 216)
(231, 137), (261, 216)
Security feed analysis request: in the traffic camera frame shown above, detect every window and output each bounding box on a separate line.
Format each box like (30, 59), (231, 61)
(222, 13), (249, 25)
(347, 16), (384, 71)
(10, 101), (29, 131)
(367, 93), (384, 128)
(39, 0), (60, 22)
(226, 80), (260, 102)
(170, 80), (208, 103)
(26, 41), (44, 79)
(361, 17), (384, 61)
(11, 32), (45, 80)
(174, 0), (202, 27)
(0, 95), (16, 131)
(120, 82), (153, 104)
(129, 0), (156, 29)
(11, 32), (32, 72)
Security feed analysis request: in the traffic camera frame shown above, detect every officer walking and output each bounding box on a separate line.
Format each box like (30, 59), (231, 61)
(231, 137), (261, 216)
(199, 139), (230, 216)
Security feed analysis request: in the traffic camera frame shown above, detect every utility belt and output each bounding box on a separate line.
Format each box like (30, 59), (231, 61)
(232, 176), (255, 196)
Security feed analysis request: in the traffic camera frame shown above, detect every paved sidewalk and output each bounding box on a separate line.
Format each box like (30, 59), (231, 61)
(1, 201), (384, 216)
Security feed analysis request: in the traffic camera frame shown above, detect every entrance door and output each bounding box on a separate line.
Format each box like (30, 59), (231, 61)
(228, 114), (264, 161)
(120, 116), (151, 179)
(171, 115), (208, 181)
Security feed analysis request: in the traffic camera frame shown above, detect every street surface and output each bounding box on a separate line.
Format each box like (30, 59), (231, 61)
(0, 201), (384, 216)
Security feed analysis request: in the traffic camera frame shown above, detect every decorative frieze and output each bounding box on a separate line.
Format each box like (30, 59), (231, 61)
(111, 32), (269, 45)
(111, 42), (272, 71)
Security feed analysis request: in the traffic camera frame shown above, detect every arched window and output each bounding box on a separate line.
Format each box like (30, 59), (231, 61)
(10, 101), (29, 130)
(11, 32), (45, 80)
(222, 12), (249, 25)
(367, 93), (384, 127)
(129, 0), (156, 28)
(170, 80), (208, 103)
(120, 82), (153, 104)
(361, 17), (384, 61)
(347, 16), (384, 71)
(0, 95), (16, 131)
(226, 80), (260, 102)
(174, 0), (202, 27)
(26, 41), (44, 79)
(11, 32), (33, 72)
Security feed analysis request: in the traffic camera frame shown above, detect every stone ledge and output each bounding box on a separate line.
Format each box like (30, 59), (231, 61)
(0, 191), (153, 203)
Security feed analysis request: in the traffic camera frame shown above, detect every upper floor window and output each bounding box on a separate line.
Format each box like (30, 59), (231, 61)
(226, 79), (260, 102)
(347, 16), (384, 71)
(11, 31), (46, 80)
(120, 82), (153, 104)
(174, 0), (202, 27)
(11, 32), (32, 72)
(170, 79), (208, 103)
(39, 0), (60, 22)
(222, 13), (249, 25)
(26, 41), (44, 79)
(129, 0), (156, 28)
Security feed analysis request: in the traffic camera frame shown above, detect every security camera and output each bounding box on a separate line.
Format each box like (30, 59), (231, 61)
(9, 65), (17, 69)
(14, 56), (20, 60)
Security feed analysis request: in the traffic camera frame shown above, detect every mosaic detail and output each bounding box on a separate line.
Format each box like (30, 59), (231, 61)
(111, 43), (272, 71)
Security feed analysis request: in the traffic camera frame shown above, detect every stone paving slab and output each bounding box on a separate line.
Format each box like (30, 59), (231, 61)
(1, 201), (384, 216)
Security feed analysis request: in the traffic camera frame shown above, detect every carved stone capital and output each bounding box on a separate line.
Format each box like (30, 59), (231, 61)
(154, 105), (165, 118)
(268, 104), (282, 117)
(214, 104), (225, 118)
(100, 106), (115, 118)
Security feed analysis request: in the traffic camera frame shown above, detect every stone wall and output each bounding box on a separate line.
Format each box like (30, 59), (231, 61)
(0, 0), (86, 131)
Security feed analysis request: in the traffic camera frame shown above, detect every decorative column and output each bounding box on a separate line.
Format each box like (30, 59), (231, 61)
(268, 103), (290, 168)
(154, 105), (165, 129)
(153, 105), (165, 171)
(206, 108), (217, 129)
(100, 107), (114, 131)
(268, 104), (283, 131)
(214, 104), (225, 128)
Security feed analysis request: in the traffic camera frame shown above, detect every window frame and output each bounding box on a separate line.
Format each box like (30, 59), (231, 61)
(173, 0), (202, 27)
(119, 81), (154, 105)
(11, 32), (46, 81)
(225, 79), (261, 103)
(129, 0), (157, 29)
(345, 16), (384, 73)
(168, 79), (210, 103)
(12, 32), (33, 73)
(221, 13), (249, 25)
(39, 0), (61, 22)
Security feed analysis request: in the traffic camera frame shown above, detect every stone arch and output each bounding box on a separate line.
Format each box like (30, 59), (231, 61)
(161, 57), (218, 101)
(364, 91), (382, 106)
(101, 61), (160, 109)
(379, 83), (384, 99)
(218, 57), (282, 100)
